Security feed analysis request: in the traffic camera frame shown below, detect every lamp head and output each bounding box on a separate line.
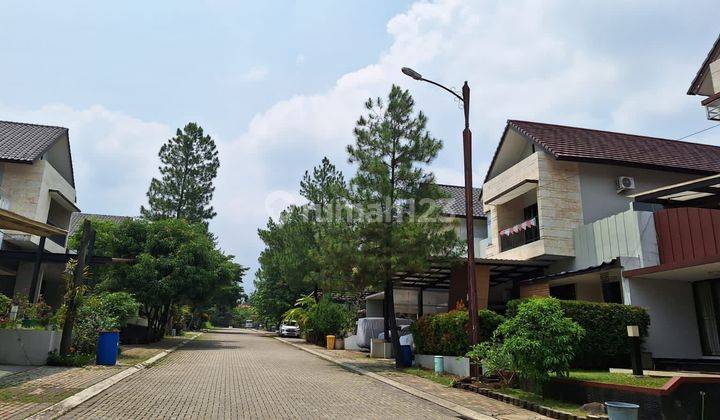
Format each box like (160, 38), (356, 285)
(401, 67), (423, 80)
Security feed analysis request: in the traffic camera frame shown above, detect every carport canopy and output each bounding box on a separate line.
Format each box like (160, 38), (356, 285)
(629, 173), (720, 208)
(0, 207), (66, 237)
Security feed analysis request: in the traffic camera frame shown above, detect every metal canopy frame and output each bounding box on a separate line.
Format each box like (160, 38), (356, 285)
(391, 258), (547, 290)
(630, 174), (720, 208)
(0, 208), (67, 237)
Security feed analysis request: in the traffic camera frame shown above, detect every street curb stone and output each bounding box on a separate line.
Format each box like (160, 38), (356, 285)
(274, 336), (495, 420)
(27, 332), (202, 420)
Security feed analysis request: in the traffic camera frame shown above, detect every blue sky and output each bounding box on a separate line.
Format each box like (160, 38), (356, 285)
(1, 1), (719, 292)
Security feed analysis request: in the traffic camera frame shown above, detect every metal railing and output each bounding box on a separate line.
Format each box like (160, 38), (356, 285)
(499, 217), (539, 252)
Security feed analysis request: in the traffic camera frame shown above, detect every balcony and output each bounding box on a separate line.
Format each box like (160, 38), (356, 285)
(499, 217), (539, 252)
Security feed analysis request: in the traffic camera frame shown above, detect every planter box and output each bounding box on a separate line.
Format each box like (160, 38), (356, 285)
(545, 376), (720, 420)
(0, 329), (61, 365)
(370, 339), (393, 358)
(416, 354), (470, 377)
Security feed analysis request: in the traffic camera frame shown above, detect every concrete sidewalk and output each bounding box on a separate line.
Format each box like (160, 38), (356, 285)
(277, 337), (549, 420)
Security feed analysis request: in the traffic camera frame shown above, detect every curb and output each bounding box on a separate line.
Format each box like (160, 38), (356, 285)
(454, 383), (579, 420)
(274, 337), (494, 420)
(27, 332), (202, 420)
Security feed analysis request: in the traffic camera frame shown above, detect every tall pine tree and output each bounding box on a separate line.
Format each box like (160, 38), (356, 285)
(347, 85), (460, 366)
(141, 122), (220, 223)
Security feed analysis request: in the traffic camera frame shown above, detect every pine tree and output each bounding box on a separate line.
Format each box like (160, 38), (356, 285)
(141, 123), (220, 223)
(347, 85), (460, 367)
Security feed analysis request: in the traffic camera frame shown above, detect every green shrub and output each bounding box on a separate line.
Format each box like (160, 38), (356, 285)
(410, 309), (505, 356)
(57, 292), (140, 354)
(47, 351), (95, 367)
(506, 298), (650, 369)
(0, 293), (11, 315)
(305, 297), (351, 340)
(495, 298), (584, 387)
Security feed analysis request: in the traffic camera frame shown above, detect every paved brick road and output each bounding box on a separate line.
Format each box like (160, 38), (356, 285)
(61, 330), (460, 419)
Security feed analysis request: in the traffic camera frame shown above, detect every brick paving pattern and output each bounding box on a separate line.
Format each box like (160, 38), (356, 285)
(0, 335), (191, 420)
(285, 339), (548, 420)
(62, 330), (461, 419)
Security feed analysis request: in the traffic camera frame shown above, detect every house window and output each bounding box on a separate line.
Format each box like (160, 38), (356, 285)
(523, 203), (539, 243)
(693, 280), (720, 356)
(550, 284), (576, 300)
(602, 282), (623, 304)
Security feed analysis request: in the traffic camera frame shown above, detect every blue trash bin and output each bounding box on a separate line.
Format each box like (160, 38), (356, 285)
(605, 401), (639, 420)
(434, 355), (444, 374)
(96, 331), (120, 366)
(399, 345), (412, 367)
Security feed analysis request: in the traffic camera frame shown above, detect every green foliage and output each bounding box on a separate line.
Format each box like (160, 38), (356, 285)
(141, 122), (220, 223)
(506, 298), (650, 369)
(282, 294), (317, 330)
(467, 341), (516, 386)
(58, 292), (140, 354)
(0, 293), (12, 315)
(305, 297), (352, 340)
(76, 217), (246, 339)
(47, 351), (95, 367)
(494, 298), (585, 386)
(410, 309), (505, 356)
(231, 305), (256, 327)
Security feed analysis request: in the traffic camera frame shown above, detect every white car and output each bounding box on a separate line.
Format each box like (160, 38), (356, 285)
(279, 320), (300, 337)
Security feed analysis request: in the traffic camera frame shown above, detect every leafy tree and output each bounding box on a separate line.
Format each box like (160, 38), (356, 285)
(346, 85), (460, 366)
(72, 218), (246, 340)
(141, 122), (220, 224)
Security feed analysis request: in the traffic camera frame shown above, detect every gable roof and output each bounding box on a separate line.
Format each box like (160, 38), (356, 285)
(0, 120), (68, 163)
(68, 212), (133, 237)
(500, 120), (720, 176)
(688, 34), (720, 96)
(437, 184), (484, 218)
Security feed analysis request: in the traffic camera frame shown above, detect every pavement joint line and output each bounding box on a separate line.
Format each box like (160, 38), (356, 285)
(26, 332), (203, 420)
(273, 336), (495, 420)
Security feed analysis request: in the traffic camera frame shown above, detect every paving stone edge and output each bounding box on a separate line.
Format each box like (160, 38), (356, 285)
(274, 337), (495, 420)
(26, 332), (203, 420)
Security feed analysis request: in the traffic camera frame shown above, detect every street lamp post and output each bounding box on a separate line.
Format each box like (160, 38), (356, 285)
(402, 67), (480, 348)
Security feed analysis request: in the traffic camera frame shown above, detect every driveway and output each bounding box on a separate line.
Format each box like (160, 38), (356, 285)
(60, 329), (461, 419)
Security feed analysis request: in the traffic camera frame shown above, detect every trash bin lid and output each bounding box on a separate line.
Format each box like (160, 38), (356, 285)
(605, 401), (640, 409)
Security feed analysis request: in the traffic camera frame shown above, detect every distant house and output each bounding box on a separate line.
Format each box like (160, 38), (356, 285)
(67, 212), (132, 242)
(687, 33), (720, 120)
(0, 120), (79, 306)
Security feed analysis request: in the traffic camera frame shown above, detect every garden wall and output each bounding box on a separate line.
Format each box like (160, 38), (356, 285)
(0, 329), (61, 365)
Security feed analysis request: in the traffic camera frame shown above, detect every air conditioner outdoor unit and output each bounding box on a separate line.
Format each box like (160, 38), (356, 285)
(616, 176), (636, 192)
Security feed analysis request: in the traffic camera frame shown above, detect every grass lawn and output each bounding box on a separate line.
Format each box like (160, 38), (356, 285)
(400, 367), (457, 387)
(498, 388), (586, 417)
(569, 370), (670, 388)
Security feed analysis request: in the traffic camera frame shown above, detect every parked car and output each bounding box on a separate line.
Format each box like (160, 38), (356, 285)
(278, 320), (300, 337)
(244, 319), (254, 328)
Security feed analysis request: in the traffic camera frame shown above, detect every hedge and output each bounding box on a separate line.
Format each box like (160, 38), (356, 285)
(506, 298), (650, 369)
(410, 309), (505, 356)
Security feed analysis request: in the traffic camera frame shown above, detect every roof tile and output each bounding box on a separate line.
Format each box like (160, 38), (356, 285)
(0, 120), (67, 162)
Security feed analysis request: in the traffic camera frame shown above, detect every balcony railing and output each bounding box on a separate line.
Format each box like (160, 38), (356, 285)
(499, 217), (539, 252)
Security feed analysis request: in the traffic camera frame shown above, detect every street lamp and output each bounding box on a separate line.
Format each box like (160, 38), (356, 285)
(401, 67), (480, 348)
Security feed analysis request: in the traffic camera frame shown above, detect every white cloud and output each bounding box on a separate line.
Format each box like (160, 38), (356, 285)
(237, 65), (268, 82)
(295, 54), (305, 65)
(0, 102), (170, 216)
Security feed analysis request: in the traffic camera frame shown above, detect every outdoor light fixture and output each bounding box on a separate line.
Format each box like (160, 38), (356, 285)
(401, 67), (423, 80)
(627, 325), (643, 376)
(401, 67), (480, 363)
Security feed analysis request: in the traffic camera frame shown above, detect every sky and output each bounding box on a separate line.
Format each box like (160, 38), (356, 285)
(1, 1), (719, 293)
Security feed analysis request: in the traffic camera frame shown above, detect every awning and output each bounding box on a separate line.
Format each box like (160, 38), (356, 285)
(483, 179), (538, 206)
(49, 189), (81, 212)
(0, 208), (66, 237)
(392, 257), (548, 289)
(519, 259), (620, 285)
(629, 174), (720, 208)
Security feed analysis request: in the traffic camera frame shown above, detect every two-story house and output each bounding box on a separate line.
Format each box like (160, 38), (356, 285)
(688, 34), (720, 120)
(481, 119), (720, 368)
(0, 120), (79, 307)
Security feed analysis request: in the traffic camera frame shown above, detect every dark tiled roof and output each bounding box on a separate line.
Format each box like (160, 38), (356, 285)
(688, 34), (720, 95)
(0, 121), (67, 162)
(68, 212), (133, 237)
(437, 184), (484, 218)
(508, 120), (720, 175)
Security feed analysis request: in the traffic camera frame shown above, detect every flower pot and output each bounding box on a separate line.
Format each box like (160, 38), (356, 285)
(326, 335), (336, 350)
(334, 337), (345, 350)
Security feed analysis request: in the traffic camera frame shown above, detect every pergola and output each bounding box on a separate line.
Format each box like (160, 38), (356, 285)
(629, 173), (720, 208)
(391, 257), (547, 315)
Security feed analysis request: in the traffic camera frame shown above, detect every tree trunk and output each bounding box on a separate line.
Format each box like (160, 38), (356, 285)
(384, 277), (402, 367)
(59, 221), (95, 356)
